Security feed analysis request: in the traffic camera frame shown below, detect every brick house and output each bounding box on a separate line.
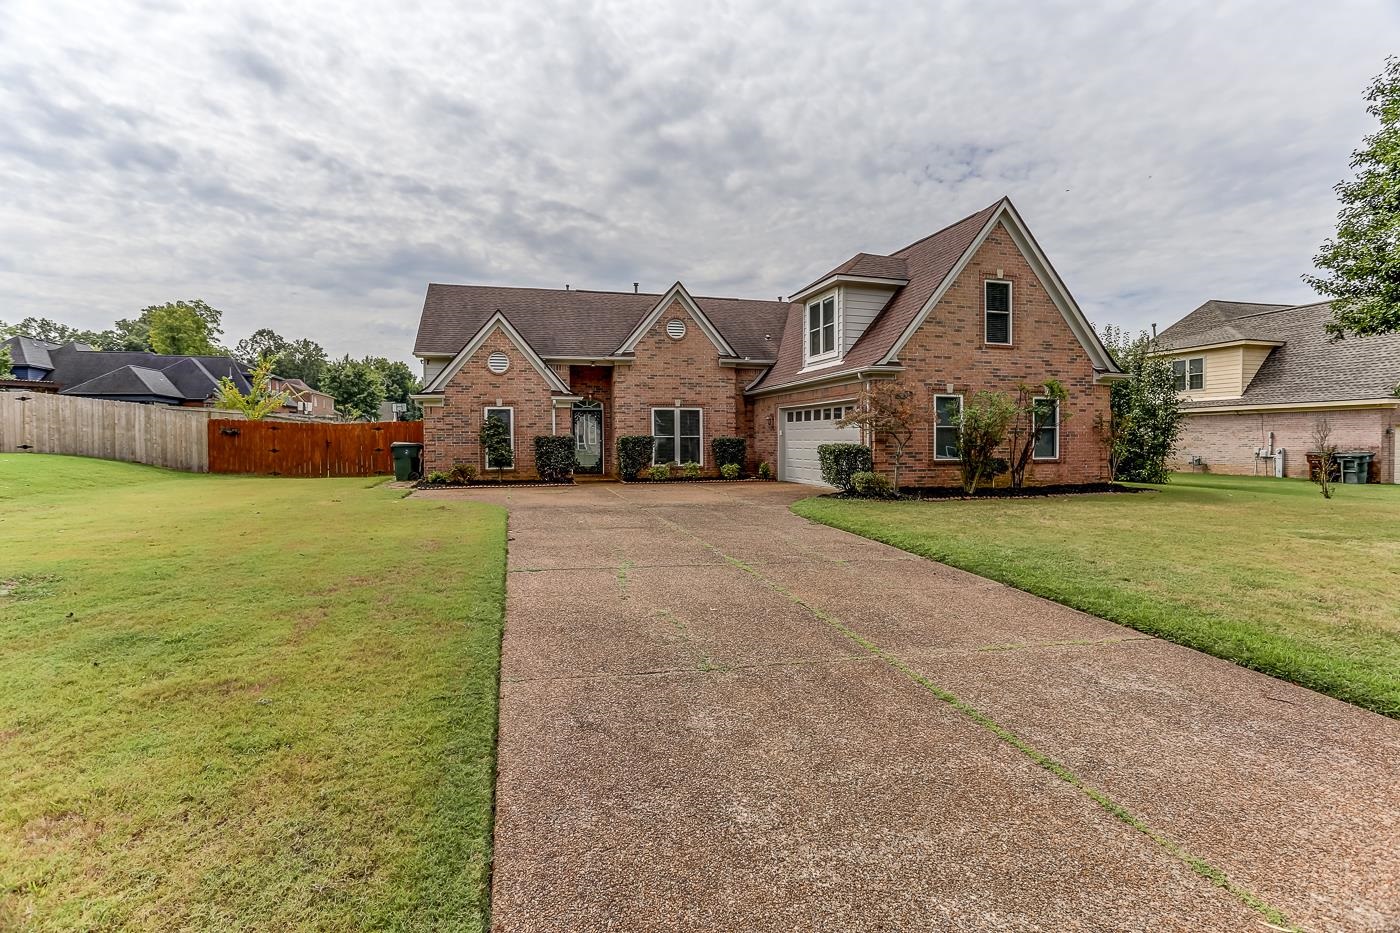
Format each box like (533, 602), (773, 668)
(411, 197), (1124, 486)
(1152, 300), (1400, 483)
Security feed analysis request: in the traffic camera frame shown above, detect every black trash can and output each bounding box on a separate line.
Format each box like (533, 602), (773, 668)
(391, 441), (423, 481)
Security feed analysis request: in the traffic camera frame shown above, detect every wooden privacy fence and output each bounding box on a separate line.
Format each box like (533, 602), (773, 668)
(207, 419), (423, 477)
(0, 391), (210, 471)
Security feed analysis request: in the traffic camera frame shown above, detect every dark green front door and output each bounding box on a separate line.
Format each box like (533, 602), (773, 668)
(572, 405), (603, 474)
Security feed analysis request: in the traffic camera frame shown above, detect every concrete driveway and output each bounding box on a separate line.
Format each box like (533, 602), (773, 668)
(425, 482), (1400, 932)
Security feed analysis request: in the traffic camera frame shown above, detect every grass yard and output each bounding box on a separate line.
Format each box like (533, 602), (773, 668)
(794, 473), (1400, 717)
(0, 455), (506, 931)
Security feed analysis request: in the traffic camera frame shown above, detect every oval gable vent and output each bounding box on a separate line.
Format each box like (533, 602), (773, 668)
(486, 351), (510, 374)
(666, 318), (687, 340)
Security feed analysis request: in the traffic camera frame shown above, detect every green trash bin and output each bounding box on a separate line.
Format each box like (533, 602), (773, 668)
(391, 442), (423, 481)
(1338, 452), (1373, 484)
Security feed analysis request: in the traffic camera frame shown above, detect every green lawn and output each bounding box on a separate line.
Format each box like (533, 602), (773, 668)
(0, 455), (506, 931)
(794, 473), (1400, 717)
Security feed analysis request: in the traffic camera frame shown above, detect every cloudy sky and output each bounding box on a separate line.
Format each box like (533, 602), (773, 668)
(2, 1), (1396, 364)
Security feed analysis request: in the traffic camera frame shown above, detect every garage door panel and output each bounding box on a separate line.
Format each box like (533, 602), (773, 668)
(780, 404), (862, 486)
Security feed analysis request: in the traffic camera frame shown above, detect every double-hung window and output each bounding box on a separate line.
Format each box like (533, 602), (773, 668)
(806, 293), (837, 360)
(933, 395), (962, 460)
(652, 407), (702, 464)
(1172, 357), (1204, 391)
(1032, 398), (1059, 460)
(483, 406), (514, 469)
(984, 280), (1012, 345)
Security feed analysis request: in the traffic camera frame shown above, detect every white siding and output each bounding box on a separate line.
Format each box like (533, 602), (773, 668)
(422, 357), (448, 385)
(841, 285), (894, 354)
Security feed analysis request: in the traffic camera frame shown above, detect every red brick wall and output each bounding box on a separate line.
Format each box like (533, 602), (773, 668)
(1173, 406), (1398, 483)
(422, 328), (564, 477)
(753, 224), (1111, 486)
(610, 299), (745, 475)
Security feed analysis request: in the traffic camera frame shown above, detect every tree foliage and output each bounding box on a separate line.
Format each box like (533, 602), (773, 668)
(214, 357), (288, 420)
(957, 390), (1017, 495)
(1005, 379), (1069, 489)
(0, 342), (11, 379)
(272, 338), (329, 388)
(364, 356), (422, 420)
(321, 356), (386, 420)
(1, 317), (110, 347)
(480, 415), (513, 481)
(147, 302), (220, 355)
(1098, 325), (1184, 483)
(234, 328), (290, 365)
(1306, 57), (1400, 338)
(836, 381), (925, 491)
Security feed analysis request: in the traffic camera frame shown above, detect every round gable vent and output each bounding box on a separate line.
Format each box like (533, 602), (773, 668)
(666, 318), (687, 340)
(486, 351), (510, 374)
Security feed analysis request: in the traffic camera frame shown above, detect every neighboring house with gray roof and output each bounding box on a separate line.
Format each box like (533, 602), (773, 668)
(1151, 300), (1400, 483)
(412, 197), (1124, 486)
(0, 336), (254, 406)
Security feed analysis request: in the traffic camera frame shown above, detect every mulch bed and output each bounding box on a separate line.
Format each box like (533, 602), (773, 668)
(831, 482), (1143, 500)
(415, 479), (576, 489)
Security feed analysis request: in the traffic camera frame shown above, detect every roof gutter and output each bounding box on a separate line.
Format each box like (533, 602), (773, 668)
(746, 365), (903, 397)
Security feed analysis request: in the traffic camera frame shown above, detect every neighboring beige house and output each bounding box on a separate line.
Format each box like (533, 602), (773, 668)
(270, 377), (337, 419)
(1152, 299), (1400, 483)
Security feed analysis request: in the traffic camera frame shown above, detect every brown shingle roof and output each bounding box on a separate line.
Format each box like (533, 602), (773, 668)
(1170, 301), (1400, 408)
(412, 285), (788, 362)
(1154, 299), (1292, 350)
(750, 200), (1002, 392)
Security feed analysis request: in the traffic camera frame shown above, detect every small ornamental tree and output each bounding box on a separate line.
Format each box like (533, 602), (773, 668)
(1311, 416), (1339, 499)
(1306, 57), (1400, 338)
(1098, 325), (1185, 483)
(215, 357), (287, 420)
(957, 390), (1017, 495)
(480, 414), (513, 481)
(1006, 380), (1069, 489)
(836, 381), (926, 492)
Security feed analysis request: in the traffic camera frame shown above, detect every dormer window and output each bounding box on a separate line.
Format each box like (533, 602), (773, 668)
(984, 280), (1012, 345)
(807, 293), (838, 361)
(1172, 357), (1204, 391)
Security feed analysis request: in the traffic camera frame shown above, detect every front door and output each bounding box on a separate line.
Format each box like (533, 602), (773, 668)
(572, 404), (603, 474)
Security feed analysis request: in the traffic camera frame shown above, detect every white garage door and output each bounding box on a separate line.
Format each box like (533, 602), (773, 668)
(780, 404), (862, 485)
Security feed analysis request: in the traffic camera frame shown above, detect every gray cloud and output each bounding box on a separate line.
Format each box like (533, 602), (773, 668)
(1, 0), (1397, 364)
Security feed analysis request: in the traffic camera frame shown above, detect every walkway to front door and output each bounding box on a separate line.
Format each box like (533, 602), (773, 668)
(429, 482), (1400, 932)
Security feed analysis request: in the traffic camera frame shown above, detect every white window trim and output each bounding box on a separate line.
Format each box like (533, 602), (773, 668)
(483, 406), (515, 469)
(933, 393), (963, 461)
(650, 406), (703, 466)
(984, 279), (1013, 346)
(1173, 356), (1205, 392)
(1031, 396), (1059, 460)
(804, 290), (841, 365)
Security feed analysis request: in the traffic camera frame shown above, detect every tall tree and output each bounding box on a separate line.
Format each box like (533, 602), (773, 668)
(321, 355), (386, 420)
(0, 342), (12, 379)
(273, 338), (329, 388)
(1097, 325), (1185, 484)
(1, 317), (110, 346)
(235, 328), (290, 365)
(364, 356), (423, 420)
(1306, 57), (1400, 338)
(146, 302), (220, 355)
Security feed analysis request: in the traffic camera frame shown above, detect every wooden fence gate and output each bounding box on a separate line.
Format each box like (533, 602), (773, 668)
(207, 419), (423, 477)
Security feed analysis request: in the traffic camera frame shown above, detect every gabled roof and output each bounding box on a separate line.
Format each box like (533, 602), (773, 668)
(419, 310), (572, 395)
(42, 343), (249, 398)
(413, 285), (788, 362)
(1156, 301), (1400, 409)
(749, 198), (1122, 394)
(790, 253), (911, 300)
(615, 282), (736, 356)
(60, 365), (184, 400)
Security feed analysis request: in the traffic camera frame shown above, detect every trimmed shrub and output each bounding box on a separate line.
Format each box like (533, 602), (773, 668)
(448, 463), (476, 484)
(424, 470), (451, 485)
(711, 436), (746, 469)
(647, 463), (671, 481)
(533, 435), (577, 482)
(818, 443), (873, 491)
(757, 461), (772, 480)
(851, 471), (896, 499)
(720, 462), (740, 480)
(617, 435), (654, 480)
(681, 461), (701, 479)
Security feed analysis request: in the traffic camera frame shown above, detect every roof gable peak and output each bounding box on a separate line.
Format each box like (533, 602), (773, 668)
(615, 281), (737, 357)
